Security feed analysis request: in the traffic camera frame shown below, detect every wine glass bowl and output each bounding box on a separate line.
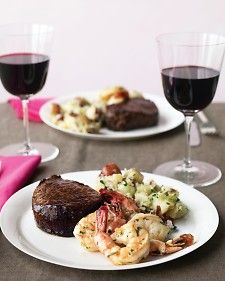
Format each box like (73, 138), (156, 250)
(0, 24), (59, 162)
(153, 32), (225, 187)
(0, 53), (49, 97)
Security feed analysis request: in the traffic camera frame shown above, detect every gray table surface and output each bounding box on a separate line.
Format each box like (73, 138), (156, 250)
(0, 103), (225, 281)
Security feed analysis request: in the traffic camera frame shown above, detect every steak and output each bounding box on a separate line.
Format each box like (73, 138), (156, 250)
(105, 98), (159, 131)
(32, 175), (103, 237)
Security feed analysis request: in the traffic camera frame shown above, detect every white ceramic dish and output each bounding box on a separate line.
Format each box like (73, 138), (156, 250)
(39, 92), (184, 140)
(0, 171), (219, 270)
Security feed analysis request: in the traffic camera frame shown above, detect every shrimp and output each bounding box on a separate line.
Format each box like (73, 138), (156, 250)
(106, 203), (126, 234)
(100, 189), (139, 214)
(99, 189), (140, 233)
(127, 213), (171, 241)
(111, 213), (193, 260)
(75, 209), (194, 263)
(150, 234), (194, 255)
(94, 206), (150, 265)
(74, 212), (98, 252)
(110, 213), (170, 250)
(74, 190), (136, 251)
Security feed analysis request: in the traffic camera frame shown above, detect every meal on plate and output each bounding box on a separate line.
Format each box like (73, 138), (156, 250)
(49, 86), (159, 133)
(32, 163), (194, 266)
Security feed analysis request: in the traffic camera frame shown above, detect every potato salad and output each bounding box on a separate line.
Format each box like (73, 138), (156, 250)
(96, 168), (188, 219)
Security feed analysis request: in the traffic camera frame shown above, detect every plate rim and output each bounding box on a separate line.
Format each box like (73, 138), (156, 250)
(39, 92), (184, 141)
(0, 171), (219, 270)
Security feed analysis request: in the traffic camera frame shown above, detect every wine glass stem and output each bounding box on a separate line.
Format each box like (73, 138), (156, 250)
(22, 98), (32, 153)
(183, 115), (194, 169)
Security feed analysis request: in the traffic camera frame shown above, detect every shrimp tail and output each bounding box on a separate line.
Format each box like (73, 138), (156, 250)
(150, 234), (194, 255)
(96, 205), (108, 232)
(99, 189), (139, 212)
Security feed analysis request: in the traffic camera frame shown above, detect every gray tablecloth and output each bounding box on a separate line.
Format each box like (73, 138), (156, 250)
(0, 103), (225, 281)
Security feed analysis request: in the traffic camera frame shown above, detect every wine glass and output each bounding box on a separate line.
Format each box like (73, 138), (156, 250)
(154, 32), (225, 187)
(0, 23), (59, 162)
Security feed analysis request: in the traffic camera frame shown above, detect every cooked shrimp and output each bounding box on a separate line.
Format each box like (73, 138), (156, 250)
(74, 212), (98, 252)
(74, 201), (128, 251)
(100, 189), (139, 215)
(127, 213), (170, 241)
(74, 190), (136, 251)
(111, 214), (193, 259)
(106, 203), (126, 234)
(150, 234), (194, 255)
(94, 206), (150, 265)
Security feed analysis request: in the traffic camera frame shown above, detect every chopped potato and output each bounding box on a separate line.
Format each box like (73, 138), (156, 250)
(96, 168), (188, 219)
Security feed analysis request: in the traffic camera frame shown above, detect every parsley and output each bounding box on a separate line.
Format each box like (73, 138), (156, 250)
(129, 249), (134, 255)
(136, 226), (142, 236)
(173, 225), (178, 231)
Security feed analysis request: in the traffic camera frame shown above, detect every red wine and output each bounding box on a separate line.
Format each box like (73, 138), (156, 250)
(161, 66), (219, 113)
(0, 53), (49, 97)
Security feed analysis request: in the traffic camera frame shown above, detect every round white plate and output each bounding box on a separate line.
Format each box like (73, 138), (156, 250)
(0, 171), (218, 270)
(39, 92), (184, 140)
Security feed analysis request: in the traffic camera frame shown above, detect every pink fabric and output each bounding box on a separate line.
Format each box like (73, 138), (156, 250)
(8, 98), (52, 122)
(0, 155), (41, 210)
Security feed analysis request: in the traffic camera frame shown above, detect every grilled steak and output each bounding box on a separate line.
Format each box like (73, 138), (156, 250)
(105, 98), (159, 131)
(32, 175), (103, 237)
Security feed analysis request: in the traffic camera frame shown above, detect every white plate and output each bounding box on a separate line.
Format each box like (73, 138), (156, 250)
(39, 92), (184, 140)
(0, 171), (218, 270)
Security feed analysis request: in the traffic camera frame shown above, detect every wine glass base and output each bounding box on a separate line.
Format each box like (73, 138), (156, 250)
(0, 142), (59, 163)
(153, 160), (221, 187)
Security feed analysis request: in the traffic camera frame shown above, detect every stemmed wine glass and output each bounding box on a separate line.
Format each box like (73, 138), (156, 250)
(0, 23), (59, 162)
(154, 32), (225, 187)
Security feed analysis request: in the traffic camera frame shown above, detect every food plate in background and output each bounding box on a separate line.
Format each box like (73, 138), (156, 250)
(0, 171), (219, 270)
(39, 92), (184, 140)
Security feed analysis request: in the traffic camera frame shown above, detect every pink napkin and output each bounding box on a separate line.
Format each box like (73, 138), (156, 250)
(0, 155), (41, 210)
(8, 98), (52, 122)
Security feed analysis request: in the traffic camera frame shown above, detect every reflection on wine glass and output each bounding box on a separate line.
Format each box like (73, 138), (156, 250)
(154, 32), (225, 187)
(0, 23), (59, 162)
